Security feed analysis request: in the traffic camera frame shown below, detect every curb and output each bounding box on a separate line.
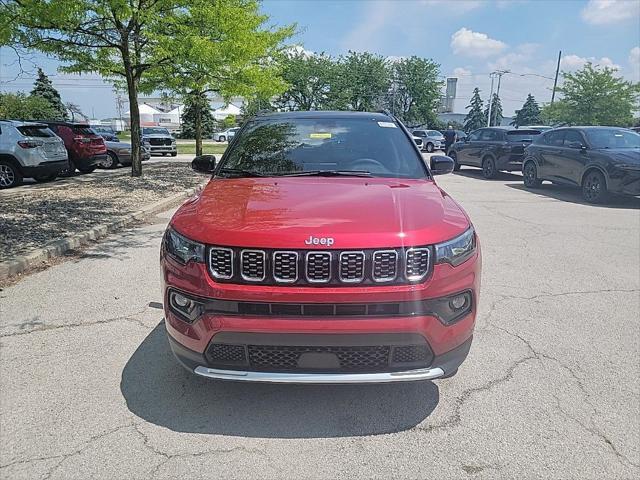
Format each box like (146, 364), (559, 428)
(0, 182), (206, 282)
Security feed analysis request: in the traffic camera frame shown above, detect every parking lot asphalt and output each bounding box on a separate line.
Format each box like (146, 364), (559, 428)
(1, 168), (639, 479)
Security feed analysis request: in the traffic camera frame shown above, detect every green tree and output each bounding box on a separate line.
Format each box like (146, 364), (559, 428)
(179, 92), (215, 139)
(463, 88), (484, 132)
(332, 51), (391, 111)
(274, 51), (336, 111)
(484, 93), (503, 126)
(541, 63), (639, 126)
(511, 94), (541, 127)
(0, 91), (61, 120)
(3, 0), (202, 176)
(152, 0), (293, 155)
(223, 115), (237, 128)
(388, 56), (442, 125)
(30, 68), (67, 120)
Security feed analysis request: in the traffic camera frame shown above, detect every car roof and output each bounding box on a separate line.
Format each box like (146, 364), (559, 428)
(255, 110), (394, 121)
(0, 119), (49, 127)
(36, 120), (91, 126)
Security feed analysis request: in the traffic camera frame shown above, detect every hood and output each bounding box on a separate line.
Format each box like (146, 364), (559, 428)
(105, 141), (130, 149)
(171, 177), (470, 249)
(597, 148), (640, 165)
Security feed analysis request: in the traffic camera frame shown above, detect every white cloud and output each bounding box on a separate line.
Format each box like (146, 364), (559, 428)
(581, 0), (640, 26)
(340, 1), (395, 52)
(561, 54), (621, 70)
(452, 67), (472, 77)
(450, 28), (507, 58)
(287, 45), (316, 58)
(629, 47), (640, 68)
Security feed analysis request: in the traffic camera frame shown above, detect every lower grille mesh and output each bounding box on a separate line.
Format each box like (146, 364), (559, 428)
(248, 345), (390, 371)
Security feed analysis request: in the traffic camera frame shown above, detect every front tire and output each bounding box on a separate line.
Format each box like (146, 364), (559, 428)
(482, 156), (497, 179)
(523, 161), (542, 188)
(0, 160), (22, 189)
(450, 152), (461, 171)
(425, 142), (434, 153)
(582, 170), (608, 203)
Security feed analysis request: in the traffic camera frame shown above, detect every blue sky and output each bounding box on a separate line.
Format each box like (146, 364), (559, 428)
(1, 0), (638, 118)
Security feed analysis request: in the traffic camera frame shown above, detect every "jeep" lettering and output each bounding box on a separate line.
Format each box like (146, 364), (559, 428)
(304, 236), (335, 247)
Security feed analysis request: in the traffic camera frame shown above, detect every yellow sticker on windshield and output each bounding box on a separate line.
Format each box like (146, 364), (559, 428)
(310, 132), (332, 139)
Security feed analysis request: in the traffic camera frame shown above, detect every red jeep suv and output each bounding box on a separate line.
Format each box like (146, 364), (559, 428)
(161, 111), (481, 383)
(42, 121), (107, 174)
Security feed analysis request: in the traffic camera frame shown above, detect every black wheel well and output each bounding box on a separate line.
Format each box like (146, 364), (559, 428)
(0, 154), (23, 173)
(581, 166), (608, 188)
(482, 154), (495, 163)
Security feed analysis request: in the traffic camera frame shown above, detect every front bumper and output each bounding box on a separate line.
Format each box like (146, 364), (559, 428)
(146, 144), (177, 154)
(168, 333), (473, 383)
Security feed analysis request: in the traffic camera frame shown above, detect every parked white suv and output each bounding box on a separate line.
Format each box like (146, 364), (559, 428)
(212, 127), (239, 142)
(0, 120), (69, 189)
(412, 129), (445, 152)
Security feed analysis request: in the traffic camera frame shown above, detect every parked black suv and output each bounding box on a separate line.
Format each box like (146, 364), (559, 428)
(448, 127), (543, 178)
(522, 126), (640, 203)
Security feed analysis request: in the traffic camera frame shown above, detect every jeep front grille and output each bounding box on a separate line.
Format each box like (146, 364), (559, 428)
(207, 246), (432, 286)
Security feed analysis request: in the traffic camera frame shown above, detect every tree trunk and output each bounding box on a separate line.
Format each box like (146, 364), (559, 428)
(195, 97), (203, 157)
(124, 65), (142, 177)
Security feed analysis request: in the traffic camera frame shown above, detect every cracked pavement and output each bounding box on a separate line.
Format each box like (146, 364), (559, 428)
(1, 169), (639, 479)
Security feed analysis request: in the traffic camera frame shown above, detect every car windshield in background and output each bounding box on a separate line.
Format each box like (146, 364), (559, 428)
(16, 125), (55, 137)
(220, 117), (427, 178)
(506, 130), (542, 142)
(585, 129), (640, 149)
(143, 128), (170, 135)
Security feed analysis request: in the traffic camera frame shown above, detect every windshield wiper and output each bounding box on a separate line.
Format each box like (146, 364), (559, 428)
(217, 168), (265, 178)
(278, 170), (372, 177)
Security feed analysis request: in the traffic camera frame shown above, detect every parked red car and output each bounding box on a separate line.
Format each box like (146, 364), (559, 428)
(161, 111), (481, 383)
(41, 121), (107, 174)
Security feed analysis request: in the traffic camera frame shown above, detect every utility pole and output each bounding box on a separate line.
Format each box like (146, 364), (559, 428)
(487, 73), (495, 127)
(487, 70), (508, 126)
(551, 50), (562, 104)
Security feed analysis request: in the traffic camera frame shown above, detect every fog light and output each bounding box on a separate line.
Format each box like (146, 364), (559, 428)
(168, 290), (205, 323)
(173, 293), (191, 308)
(450, 294), (469, 311)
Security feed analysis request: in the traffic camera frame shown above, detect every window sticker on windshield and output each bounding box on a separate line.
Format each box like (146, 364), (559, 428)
(310, 133), (332, 139)
(377, 121), (397, 128)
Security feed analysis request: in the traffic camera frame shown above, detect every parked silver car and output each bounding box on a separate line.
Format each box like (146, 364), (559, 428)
(212, 127), (239, 142)
(0, 120), (68, 188)
(98, 141), (151, 168)
(412, 129), (445, 152)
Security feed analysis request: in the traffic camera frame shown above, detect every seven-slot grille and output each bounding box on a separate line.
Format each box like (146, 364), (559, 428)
(306, 252), (331, 283)
(339, 252), (365, 282)
(372, 250), (398, 282)
(273, 252), (298, 282)
(207, 246), (432, 285)
(240, 250), (265, 281)
(209, 248), (233, 279)
(405, 248), (430, 281)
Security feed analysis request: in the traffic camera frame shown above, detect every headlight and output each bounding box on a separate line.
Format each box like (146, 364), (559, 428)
(164, 227), (205, 264)
(435, 227), (476, 266)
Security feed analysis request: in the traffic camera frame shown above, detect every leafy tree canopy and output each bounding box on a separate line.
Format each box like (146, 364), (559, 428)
(389, 56), (442, 126)
(541, 63), (639, 127)
(332, 51), (391, 111)
(0, 92), (63, 120)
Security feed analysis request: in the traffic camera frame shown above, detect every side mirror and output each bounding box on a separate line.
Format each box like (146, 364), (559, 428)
(430, 155), (455, 175)
(192, 154), (216, 173)
(567, 141), (586, 150)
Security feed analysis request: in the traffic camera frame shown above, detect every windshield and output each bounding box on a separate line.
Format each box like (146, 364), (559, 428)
(219, 117), (428, 178)
(585, 129), (640, 149)
(143, 128), (170, 135)
(507, 130), (542, 142)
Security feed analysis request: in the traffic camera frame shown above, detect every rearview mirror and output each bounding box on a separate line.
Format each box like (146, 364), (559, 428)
(430, 155), (455, 175)
(192, 155), (216, 173)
